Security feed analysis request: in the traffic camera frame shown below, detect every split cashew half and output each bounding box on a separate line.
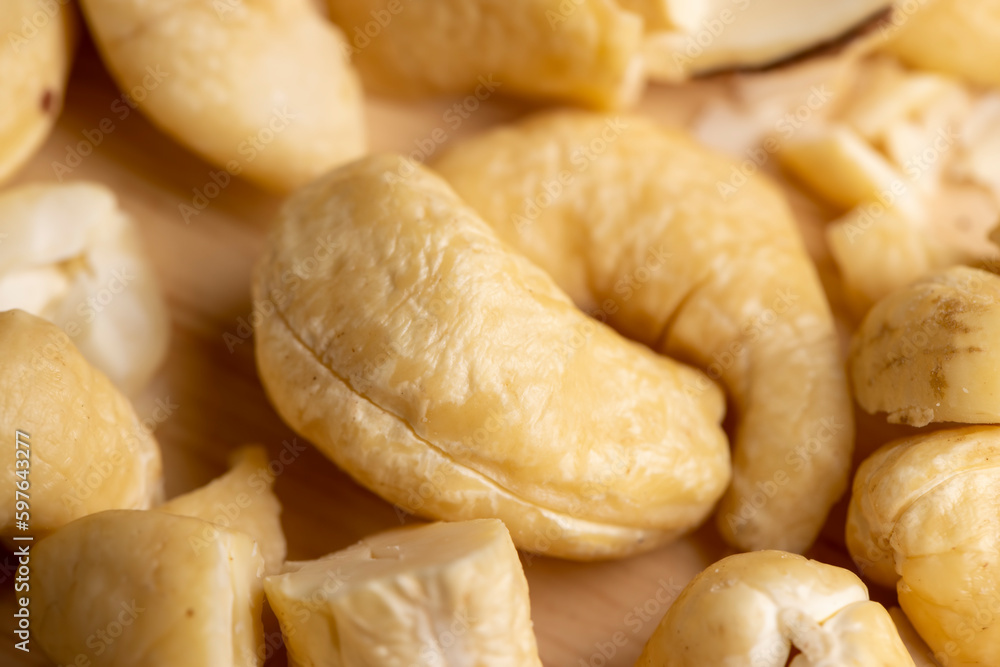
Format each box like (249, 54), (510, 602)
(265, 519), (541, 666)
(637, 551), (914, 666)
(0, 309), (162, 536)
(433, 111), (854, 554)
(847, 426), (1000, 666)
(78, 0), (366, 192)
(253, 153), (731, 560)
(0, 181), (169, 394)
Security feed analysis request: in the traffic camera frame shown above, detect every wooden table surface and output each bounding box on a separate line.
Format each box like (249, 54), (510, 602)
(0, 36), (916, 667)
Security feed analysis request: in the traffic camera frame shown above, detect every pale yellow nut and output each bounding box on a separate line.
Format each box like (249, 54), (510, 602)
(0, 309), (162, 536)
(0, 0), (74, 184)
(850, 266), (1000, 427)
(265, 519), (541, 667)
(883, 0), (1000, 88)
(326, 0), (644, 109)
(79, 0), (366, 192)
(0, 182), (169, 394)
(636, 550), (914, 667)
(847, 426), (1000, 666)
(253, 153), (731, 560)
(433, 111), (853, 554)
(34, 509), (265, 667)
(159, 445), (286, 574)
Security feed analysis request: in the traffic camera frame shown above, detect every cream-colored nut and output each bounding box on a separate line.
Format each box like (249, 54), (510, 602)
(265, 519), (541, 667)
(637, 550), (914, 667)
(433, 111), (853, 554)
(253, 153), (731, 561)
(160, 445), (286, 574)
(883, 0), (1000, 89)
(34, 509), (265, 667)
(0, 0), (74, 184)
(0, 182), (169, 394)
(326, 0), (644, 109)
(0, 309), (162, 536)
(79, 0), (365, 192)
(849, 266), (1000, 427)
(847, 426), (1000, 666)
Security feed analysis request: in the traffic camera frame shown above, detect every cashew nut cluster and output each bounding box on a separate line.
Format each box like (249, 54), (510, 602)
(847, 426), (1000, 666)
(637, 551), (914, 666)
(78, 0), (366, 192)
(265, 519), (542, 666)
(0, 182), (169, 394)
(0, 0), (74, 184)
(432, 111), (853, 554)
(850, 266), (1000, 427)
(0, 309), (162, 536)
(253, 153), (731, 560)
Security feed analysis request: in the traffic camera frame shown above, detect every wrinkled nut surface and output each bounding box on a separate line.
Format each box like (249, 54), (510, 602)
(847, 426), (1000, 666)
(160, 445), (286, 575)
(0, 0), (74, 184)
(266, 519), (541, 666)
(0, 182), (169, 394)
(0, 310), (162, 536)
(433, 111), (853, 554)
(34, 510), (265, 667)
(850, 266), (1000, 427)
(79, 0), (366, 192)
(326, 0), (644, 109)
(637, 550), (914, 667)
(253, 153), (731, 560)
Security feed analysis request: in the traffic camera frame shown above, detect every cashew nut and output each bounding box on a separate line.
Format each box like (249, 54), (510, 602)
(847, 425), (1000, 666)
(78, 0), (366, 192)
(0, 182), (169, 394)
(265, 519), (541, 666)
(432, 111), (853, 554)
(637, 550), (914, 667)
(252, 153), (731, 560)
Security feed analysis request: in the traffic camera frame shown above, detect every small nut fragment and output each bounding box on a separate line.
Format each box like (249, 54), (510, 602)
(847, 425), (1000, 666)
(265, 519), (541, 667)
(849, 266), (1000, 427)
(636, 550), (914, 666)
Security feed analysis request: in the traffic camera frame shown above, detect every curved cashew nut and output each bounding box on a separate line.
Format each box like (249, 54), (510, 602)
(0, 182), (169, 394)
(637, 551), (914, 667)
(847, 425), (1000, 666)
(433, 111), (853, 553)
(0, 310), (162, 536)
(0, 0), (74, 184)
(326, 0), (644, 109)
(850, 266), (1000, 427)
(253, 153), (731, 560)
(79, 0), (366, 192)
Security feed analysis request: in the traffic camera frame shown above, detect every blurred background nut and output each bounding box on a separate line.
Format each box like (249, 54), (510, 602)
(0, 309), (162, 536)
(0, 181), (169, 394)
(433, 111), (853, 554)
(78, 0), (366, 193)
(847, 425), (1000, 666)
(253, 153), (731, 560)
(636, 550), (913, 666)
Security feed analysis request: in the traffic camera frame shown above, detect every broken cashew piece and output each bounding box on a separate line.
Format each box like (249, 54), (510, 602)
(0, 310), (162, 536)
(78, 0), (366, 192)
(0, 182), (169, 394)
(636, 550), (914, 666)
(253, 153), (731, 560)
(326, 0), (644, 109)
(34, 510), (265, 667)
(433, 111), (853, 554)
(265, 519), (541, 666)
(847, 425), (1000, 666)
(0, 0), (75, 184)
(850, 266), (1000, 427)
